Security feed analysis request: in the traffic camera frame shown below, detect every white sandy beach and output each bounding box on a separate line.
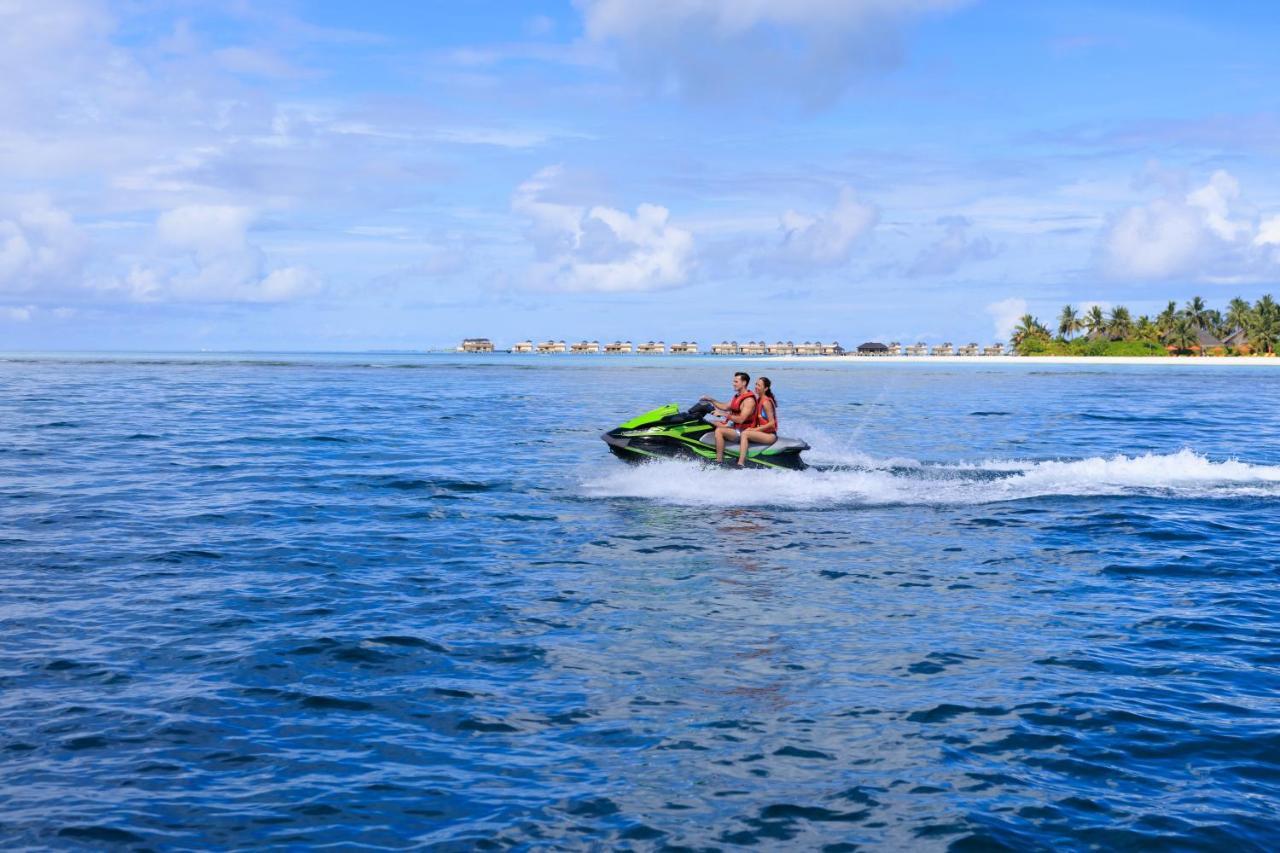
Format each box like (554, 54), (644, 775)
(760, 355), (1280, 366)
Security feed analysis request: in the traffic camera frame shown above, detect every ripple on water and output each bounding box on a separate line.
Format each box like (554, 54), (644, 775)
(2, 355), (1280, 849)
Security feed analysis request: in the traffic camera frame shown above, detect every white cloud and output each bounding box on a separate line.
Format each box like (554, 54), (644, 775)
(1101, 169), (1277, 281)
(120, 205), (320, 303)
(512, 166), (694, 292)
(908, 215), (996, 276)
(0, 199), (88, 292)
(1257, 216), (1280, 247)
(752, 186), (877, 275)
(1185, 171), (1252, 242)
(985, 297), (1027, 342)
(1, 305), (35, 322)
(577, 0), (968, 106)
(157, 205), (255, 261)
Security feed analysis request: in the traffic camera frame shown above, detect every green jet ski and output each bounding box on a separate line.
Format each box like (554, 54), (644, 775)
(601, 401), (809, 469)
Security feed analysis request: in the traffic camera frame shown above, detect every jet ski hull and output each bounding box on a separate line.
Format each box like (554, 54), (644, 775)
(601, 403), (808, 470)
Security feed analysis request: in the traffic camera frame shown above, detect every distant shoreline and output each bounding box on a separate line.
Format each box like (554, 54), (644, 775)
(763, 355), (1280, 365)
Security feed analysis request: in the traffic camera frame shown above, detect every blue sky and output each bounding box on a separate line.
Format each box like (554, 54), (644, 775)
(3, 0), (1280, 350)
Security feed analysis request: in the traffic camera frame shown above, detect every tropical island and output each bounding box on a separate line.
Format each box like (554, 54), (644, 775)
(1012, 295), (1279, 357)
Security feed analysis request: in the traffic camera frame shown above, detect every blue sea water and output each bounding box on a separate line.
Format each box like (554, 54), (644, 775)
(2, 352), (1279, 850)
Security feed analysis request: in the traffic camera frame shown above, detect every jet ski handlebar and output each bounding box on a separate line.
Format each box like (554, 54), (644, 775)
(685, 400), (715, 419)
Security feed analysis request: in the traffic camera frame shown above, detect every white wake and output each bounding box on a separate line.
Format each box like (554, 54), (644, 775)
(581, 449), (1280, 507)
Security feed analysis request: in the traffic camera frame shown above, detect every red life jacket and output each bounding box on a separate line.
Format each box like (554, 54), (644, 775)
(723, 390), (758, 428)
(756, 394), (777, 434)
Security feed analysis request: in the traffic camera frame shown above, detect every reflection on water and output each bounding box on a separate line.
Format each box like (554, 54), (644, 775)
(0, 354), (1278, 849)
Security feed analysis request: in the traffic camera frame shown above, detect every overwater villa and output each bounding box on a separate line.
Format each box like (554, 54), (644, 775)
(856, 341), (889, 356)
(794, 341), (820, 356)
(537, 340), (567, 354)
(740, 341), (767, 355)
(884, 342), (904, 356)
(711, 341), (739, 355)
(605, 341), (633, 354)
(958, 342), (980, 356)
(511, 340), (534, 353)
(670, 341), (699, 354)
(931, 342), (955, 356)
(637, 341), (666, 354)
(767, 341), (796, 356)
(571, 340), (601, 354)
(457, 338), (494, 353)
(822, 341), (845, 356)
(983, 343), (1006, 356)
(905, 342), (929, 356)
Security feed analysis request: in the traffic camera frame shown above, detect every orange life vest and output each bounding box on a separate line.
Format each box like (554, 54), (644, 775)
(723, 390), (758, 428)
(756, 395), (777, 434)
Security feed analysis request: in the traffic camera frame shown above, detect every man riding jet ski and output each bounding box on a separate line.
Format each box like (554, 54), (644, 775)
(600, 399), (810, 470)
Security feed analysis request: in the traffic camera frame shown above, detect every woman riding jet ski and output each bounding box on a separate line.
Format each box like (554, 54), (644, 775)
(600, 392), (809, 470)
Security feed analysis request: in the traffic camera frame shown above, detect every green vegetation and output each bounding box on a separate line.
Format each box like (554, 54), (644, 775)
(1012, 295), (1280, 357)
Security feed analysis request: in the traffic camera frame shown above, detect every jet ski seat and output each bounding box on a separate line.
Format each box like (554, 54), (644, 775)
(699, 433), (808, 452)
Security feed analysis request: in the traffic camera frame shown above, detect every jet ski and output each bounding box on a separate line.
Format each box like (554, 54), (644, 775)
(601, 401), (809, 469)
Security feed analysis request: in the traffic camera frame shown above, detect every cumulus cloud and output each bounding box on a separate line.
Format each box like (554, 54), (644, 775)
(577, 0), (968, 106)
(985, 297), (1027, 341)
(512, 166), (694, 292)
(1101, 169), (1279, 281)
(0, 199), (89, 292)
(908, 215), (996, 276)
(120, 205), (320, 302)
(752, 187), (877, 276)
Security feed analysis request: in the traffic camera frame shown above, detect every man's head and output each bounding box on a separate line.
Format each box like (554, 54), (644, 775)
(733, 371), (750, 392)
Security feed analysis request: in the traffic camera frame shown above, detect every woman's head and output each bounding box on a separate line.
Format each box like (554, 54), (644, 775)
(755, 376), (775, 401)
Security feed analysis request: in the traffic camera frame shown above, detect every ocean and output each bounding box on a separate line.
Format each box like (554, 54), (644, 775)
(2, 353), (1278, 849)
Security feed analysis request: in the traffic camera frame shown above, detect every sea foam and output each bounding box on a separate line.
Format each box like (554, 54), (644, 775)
(580, 449), (1280, 507)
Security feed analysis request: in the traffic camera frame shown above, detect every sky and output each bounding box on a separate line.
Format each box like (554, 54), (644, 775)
(3, 0), (1280, 350)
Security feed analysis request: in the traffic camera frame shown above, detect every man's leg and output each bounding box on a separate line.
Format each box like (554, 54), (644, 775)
(714, 426), (736, 462)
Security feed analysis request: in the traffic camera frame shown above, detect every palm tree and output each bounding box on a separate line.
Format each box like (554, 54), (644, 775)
(1248, 294), (1280, 354)
(1083, 305), (1107, 339)
(1156, 300), (1179, 337)
(1107, 306), (1133, 340)
(1184, 296), (1210, 331)
(1225, 297), (1254, 335)
(1206, 309), (1227, 339)
(1135, 315), (1159, 341)
(1166, 314), (1197, 355)
(1011, 314), (1050, 350)
(1057, 304), (1081, 340)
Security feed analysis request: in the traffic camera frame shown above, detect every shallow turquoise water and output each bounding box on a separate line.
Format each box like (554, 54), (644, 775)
(1, 353), (1278, 849)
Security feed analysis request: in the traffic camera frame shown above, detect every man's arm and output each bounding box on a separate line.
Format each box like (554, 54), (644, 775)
(726, 397), (755, 425)
(701, 395), (729, 409)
